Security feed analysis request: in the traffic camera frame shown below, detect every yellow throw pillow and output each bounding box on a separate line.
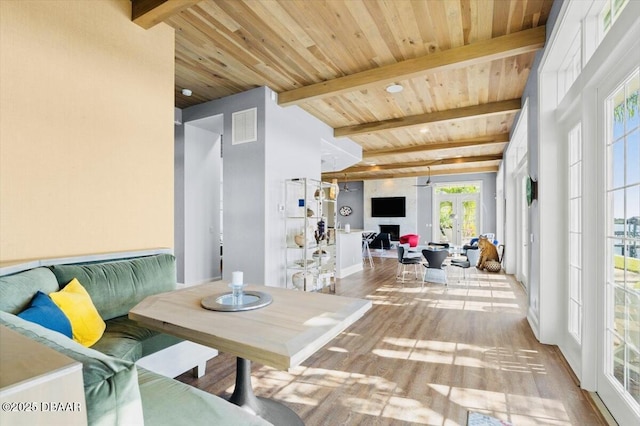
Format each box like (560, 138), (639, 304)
(50, 278), (106, 347)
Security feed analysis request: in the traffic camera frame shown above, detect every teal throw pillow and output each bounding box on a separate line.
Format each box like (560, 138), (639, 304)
(17, 291), (72, 338)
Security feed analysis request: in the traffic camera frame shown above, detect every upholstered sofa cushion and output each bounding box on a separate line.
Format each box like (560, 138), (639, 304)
(17, 291), (72, 338)
(137, 367), (273, 426)
(0, 311), (144, 426)
(48, 254), (176, 321)
(92, 316), (181, 362)
(0, 267), (60, 314)
(49, 278), (106, 347)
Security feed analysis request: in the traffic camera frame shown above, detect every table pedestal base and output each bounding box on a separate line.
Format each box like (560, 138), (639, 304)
(229, 357), (304, 426)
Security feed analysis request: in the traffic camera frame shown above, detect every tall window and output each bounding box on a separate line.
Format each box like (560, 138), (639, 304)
(568, 124), (583, 342)
(605, 68), (639, 407)
(601, 0), (630, 38)
(557, 30), (581, 101)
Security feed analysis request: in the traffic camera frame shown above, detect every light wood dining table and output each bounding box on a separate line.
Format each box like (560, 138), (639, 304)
(129, 281), (371, 425)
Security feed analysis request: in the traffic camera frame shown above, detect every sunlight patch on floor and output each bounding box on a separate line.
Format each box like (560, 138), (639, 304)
(371, 338), (546, 374)
(341, 393), (390, 417)
(251, 357), (567, 425)
(429, 384), (572, 425)
(409, 297), (520, 312)
(381, 395), (447, 424)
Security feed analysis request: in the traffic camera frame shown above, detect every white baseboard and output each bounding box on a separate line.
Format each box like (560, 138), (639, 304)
(337, 263), (363, 279)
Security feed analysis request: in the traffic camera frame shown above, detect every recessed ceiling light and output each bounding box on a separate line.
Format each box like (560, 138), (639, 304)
(420, 128), (429, 133)
(181, 88), (193, 97)
(385, 83), (403, 94)
(368, 162), (377, 166)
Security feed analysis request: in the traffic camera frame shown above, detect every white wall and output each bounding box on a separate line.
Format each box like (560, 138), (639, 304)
(364, 178), (418, 238)
(265, 89), (324, 287)
(181, 86), (340, 287)
(185, 87), (267, 286)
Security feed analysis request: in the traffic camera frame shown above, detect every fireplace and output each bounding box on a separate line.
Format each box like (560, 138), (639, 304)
(379, 225), (400, 241)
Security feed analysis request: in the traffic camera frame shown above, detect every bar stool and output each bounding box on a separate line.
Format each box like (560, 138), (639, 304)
(362, 232), (375, 268)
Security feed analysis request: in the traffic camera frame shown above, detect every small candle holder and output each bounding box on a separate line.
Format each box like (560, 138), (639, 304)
(230, 271), (244, 305)
(230, 283), (244, 305)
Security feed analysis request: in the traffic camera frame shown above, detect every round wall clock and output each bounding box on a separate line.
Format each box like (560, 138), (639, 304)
(339, 206), (353, 216)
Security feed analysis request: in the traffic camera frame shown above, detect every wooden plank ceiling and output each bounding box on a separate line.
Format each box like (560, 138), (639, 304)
(136, 0), (553, 181)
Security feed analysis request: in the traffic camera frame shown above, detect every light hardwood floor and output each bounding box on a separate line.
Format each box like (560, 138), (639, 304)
(177, 257), (607, 425)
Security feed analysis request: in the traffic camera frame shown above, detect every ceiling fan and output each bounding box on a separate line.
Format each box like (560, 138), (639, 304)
(414, 167), (432, 187)
(341, 174), (359, 192)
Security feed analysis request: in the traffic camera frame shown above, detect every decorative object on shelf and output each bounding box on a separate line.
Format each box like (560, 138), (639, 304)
(344, 224), (351, 233)
(285, 178), (337, 292)
(292, 271), (315, 290)
(294, 233), (305, 247)
(315, 217), (326, 243)
(329, 178), (339, 200)
(312, 249), (330, 260)
(339, 205), (353, 216)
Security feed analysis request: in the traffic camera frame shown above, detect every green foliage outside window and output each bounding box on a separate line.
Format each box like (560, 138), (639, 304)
(613, 92), (638, 123)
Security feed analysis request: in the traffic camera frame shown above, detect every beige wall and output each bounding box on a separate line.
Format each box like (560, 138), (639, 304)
(0, 0), (174, 262)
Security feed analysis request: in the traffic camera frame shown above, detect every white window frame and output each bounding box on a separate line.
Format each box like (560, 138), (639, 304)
(568, 124), (583, 344)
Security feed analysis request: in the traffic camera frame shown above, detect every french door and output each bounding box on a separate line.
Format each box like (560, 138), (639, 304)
(434, 183), (481, 246)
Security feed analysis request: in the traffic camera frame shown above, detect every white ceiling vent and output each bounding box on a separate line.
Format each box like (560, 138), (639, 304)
(232, 108), (257, 145)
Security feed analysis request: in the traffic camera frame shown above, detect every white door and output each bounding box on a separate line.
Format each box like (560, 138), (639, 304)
(599, 67), (640, 422)
(434, 183), (481, 246)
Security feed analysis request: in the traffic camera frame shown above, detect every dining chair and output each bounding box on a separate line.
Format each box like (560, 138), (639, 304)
(421, 249), (449, 288)
(397, 245), (422, 283)
(450, 246), (480, 284)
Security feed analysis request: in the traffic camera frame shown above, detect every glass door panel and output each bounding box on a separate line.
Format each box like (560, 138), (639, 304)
(438, 199), (454, 244)
(602, 68), (640, 418)
(461, 199), (478, 242)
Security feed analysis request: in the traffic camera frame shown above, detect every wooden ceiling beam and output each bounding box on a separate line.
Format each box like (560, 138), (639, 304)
(335, 99), (520, 137)
(334, 154), (502, 174)
(132, 0), (200, 29)
(363, 133), (510, 159)
(278, 26), (545, 106)
(322, 166), (500, 181)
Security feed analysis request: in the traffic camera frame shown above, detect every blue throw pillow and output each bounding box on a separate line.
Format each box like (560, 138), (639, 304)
(17, 291), (72, 338)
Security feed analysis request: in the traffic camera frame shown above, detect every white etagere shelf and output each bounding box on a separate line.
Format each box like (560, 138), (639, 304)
(284, 178), (338, 292)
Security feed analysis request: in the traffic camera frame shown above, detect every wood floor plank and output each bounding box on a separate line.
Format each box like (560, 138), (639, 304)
(176, 257), (606, 425)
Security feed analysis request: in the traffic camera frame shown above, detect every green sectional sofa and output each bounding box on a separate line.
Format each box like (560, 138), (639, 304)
(0, 253), (271, 426)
